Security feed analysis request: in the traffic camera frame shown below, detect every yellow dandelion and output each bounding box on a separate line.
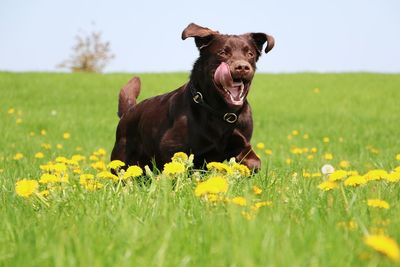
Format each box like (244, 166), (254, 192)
(344, 175), (367, 187)
(56, 144), (63, 149)
(311, 147), (318, 153)
(364, 235), (400, 262)
(40, 143), (51, 150)
(317, 181), (338, 191)
(194, 176), (228, 197)
(15, 179), (39, 197)
(91, 161), (106, 171)
(385, 172), (400, 183)
(16, 118), (22, 124)
(285, 158), (292, 165)
(7, 108), (15, 114)
(93, 148), (107, 157)
(252, 185), (262, 195)
(241, 211), (255, 220)
(38, 190), (50, 197)
(252, 201), (273, 210)
(264, 149), (273, 155)
(303, 133), (309, 139)
(76, 146), (83, 151)
(323, 137), (330, 143)
(171, 152), (189, 162)
(313, 88), (320, 93)
(287, 134), (293, 140)
(292, 130), (299, 136)
(311, 172), (322, 177)
(324, 153), (333, 160)
(79, 174), (94, 185)
(71, 154), (85, 162)
(364, 169), (388, 181)
(89, 155), (99, 161)
(395, 166), (400, 173)
(29, 131), (35, 137)
(231, 163), (251, 177)
(291, 147), (303, 154)
(62, 132), (71, 139)
(339, 160), (350, 169)
(34, 152), (44, 159)
(328, 170), (348, 181)
(123, 165), (143, 179)
(307, 155), (314, 160)
(13, 152), (24, 160)
(206, 162), (232, 174)
(39, 173), (59, 184)
(107, 160), (125, 170)
(368, 199), (390, 209)
(53, 163), (67, 173)
(84, 180), (104, 191)
(230, 196), (247, 206)
(40, 129), (47, 136)
(97, 171), (119, 181)
(256, 142), (265, 149)
(396, 154), (400, 161)
(303, 171), (311, 178)
(55, 156), (68, 163)
(163, 161), (185, 176)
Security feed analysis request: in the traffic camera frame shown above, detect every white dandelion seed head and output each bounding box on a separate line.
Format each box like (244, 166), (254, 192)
(321, 164), (335, 175)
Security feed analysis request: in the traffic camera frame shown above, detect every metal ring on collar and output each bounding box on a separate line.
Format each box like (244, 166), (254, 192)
(193, 92), (203, 103)
(223, 113), (238, 123)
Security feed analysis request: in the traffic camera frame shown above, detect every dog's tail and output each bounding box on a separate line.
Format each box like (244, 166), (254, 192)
(118, 76), (141, 118)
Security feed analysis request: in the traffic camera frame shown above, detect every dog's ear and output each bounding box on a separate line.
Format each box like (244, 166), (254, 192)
(249, 33), (275, 55)
(182, 23), (219, 50)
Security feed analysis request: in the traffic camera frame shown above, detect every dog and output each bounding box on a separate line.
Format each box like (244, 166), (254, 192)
(111, 23), (274, 172)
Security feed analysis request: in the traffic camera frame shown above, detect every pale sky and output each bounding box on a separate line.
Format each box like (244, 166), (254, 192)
(1, 0), (399, 73)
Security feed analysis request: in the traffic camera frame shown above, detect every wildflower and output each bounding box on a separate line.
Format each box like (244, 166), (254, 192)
(364, 235), (400, 262)
(328, 170), (348, 181)
(41, 143), (51, 150)
(76, 146), (83, 151)
(231, 163), (251, 177)
(16, 118), (22, 124)
(313, 88), (320, 93)
(323, 137), (330, 143)
(229, 196), (247, 206)
(97, 171), (118, 181)
(34, 152), (44, 159)
(241, 211), (255, 220)
(38, 190), (50, 197)
(194, 176), (228, 197)
(307, 155), (314, 160)
(252, 201), (273, 210)
(368, 199), (390, 209)
(56, 144), (63, 149)
(311, 172), (322, 177)
(55, 156), (68, 163)
(395, 166), (400, 173)
(303, 133), (309, 139)
(291, 147), (303, 154)
(337, 220), (358, 231)
(40, 129), (47, 136)
(84, 180), (104, 191)
(317, 181), (338, 191)
(364, 169), (388, 181)
(311, 147), (318, 153)
(321, 164), (335, 175)
(123, 165), (143, 179)
(29, 131), (35, 137)
(256, 142), (265, 149)
(91, 161), (106, 171)
(205, 194), (225, 203)
(63, 132), (71, 139)
(89, 155), (99, 161)
(324, 153), (333, 160)
(252, 185), (262, 195)
(107, 160), (125, 170)
(385, 172), (400, 183)
(264, 149), (272, 155)
(285, 158), (292, 165)
(7, 108), (15, 114)
(292, 130), (299, 136)
(79, 174), (94, 185)
(171, 152), (188, 162)
(93, 148), (106, 157)
(39, 173), (59, 184)
(163, 161), (185, 176)
(53, 163), (67, 173)
(15, 179), (39, 197)
(206, 162), (232, 174)
(396, 154), (400, 161)
(303, 171), (311, 178)
(339, 160), (350, 169)
(344, 175), (367, 187)
(287, 134), (293, 140)
(71, 154), (85, 162)
(13, 153), (23, 160)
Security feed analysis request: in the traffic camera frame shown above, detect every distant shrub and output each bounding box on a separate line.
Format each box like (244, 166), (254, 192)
(58, 31), (114, 73)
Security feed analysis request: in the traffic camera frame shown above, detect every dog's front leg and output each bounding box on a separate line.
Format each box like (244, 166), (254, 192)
(236, 146), (261, 172)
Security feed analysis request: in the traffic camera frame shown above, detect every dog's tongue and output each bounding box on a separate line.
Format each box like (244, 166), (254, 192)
(214, 62), (242, 101)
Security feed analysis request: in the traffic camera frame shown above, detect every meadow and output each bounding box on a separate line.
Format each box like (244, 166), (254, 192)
(1, 72), (400, 267)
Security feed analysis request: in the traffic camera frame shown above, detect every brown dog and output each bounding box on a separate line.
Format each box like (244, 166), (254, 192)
(111, 23), (274, 171)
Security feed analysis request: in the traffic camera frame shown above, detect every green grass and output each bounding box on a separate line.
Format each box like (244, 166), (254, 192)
(1, 72), (400, 267)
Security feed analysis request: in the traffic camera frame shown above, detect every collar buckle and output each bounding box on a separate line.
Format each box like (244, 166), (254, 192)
(223, 113), (238, 123)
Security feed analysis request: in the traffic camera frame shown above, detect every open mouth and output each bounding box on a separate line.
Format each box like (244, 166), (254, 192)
(213, 62), (251, 106)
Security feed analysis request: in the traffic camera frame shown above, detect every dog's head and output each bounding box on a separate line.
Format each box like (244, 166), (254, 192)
(182, 23), (274, 110)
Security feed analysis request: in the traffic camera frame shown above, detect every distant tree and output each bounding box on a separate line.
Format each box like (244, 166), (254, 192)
(58, 31), (114, 73)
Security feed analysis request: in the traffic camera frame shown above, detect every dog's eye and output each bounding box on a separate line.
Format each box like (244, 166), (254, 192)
(218, 50), (228, 57)
(248, 51), (255, 58)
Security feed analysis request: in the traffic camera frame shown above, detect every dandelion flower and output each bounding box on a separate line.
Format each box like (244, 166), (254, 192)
(344, 175), (367, 187)
(317, 181), (338, 191)
(123, 165), (143, 179)
(364, 235), (400, 262)
(38, 190), (50, 197)
(13, 153), (23, 160)
(206, 162), (232, 175)
(364, 169), (388, 181)
(303, 133), (309, 139)
(71, 154), (85, 162)
(62, 132), (71, 139)
(230, 196), (247, 206)
(84, 180), (104, 191)
(41, 143), (51, 150)
(91, 161), (106, 171)
(339, 160), (350, 169)
(171, 152), (188, 162)
(39, 173), (59, 184)
(368, 199), (390, 209)
(396, 154), (400, 161)
(324, 153), (333, 160)
(292, 130), (299, 136)
(231, 163), (251, 177)
(93, 148), (106, 157)
(311, 147), (318, 153)
(107, 160), (125, 170)
(97, 171), (118, 181)
(256, 142), (265, 149)
(264, 149), (273, 155)
(385, 172), (400, 183)
(34, 152), (44, 159)
(7, 108), (15, 114)
(328, 170), (348, 181)
(323, 137), (330, 143)
(79, 174), (94, 185)
(252, 185), (262, 195)
(15, 179), (39, 197)
(194, 176), (228, 197)
(163, 161), (185, 176)
(251, 201), (273, 211)
(56, 144), (63, 149)
(40, 129), (47, 136)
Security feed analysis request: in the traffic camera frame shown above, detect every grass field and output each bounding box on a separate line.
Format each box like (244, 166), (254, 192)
(1, 72), (400, 267)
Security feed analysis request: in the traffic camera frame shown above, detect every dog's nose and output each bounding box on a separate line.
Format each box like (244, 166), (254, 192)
(232, 61), (251, 75)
